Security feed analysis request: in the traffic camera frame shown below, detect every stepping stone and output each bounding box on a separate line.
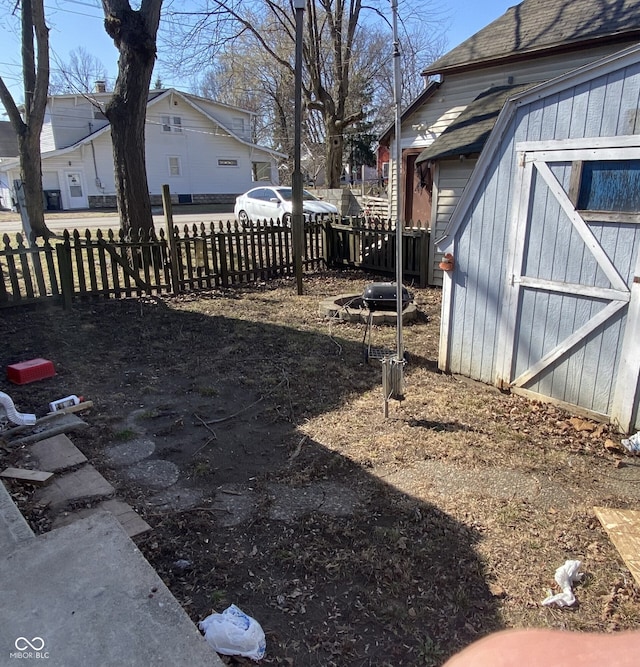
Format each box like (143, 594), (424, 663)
(0, 480), (35, 552)
(35, 465), (115, 509)
(147, 486), (204, 511)
(211, 485), (257, 527)
(267, 481), (361, 522)
(125, 459), (179, 489)
(105, 438), (155, 466)
(27, 434), (87, 471)
(52, 499), (151, 538)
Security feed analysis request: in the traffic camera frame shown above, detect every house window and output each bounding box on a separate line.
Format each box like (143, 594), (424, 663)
(93, 109), (107, 121)
(168, 156), (181, 176)
(162, 116), (182, 133)
(252, 161), (271, 181)
(218, 158), (238, 167)
(232, 117), (245, 134)
(575, 160), (640, 212)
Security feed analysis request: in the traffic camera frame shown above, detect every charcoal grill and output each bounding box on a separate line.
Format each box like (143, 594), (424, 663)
(362, 282), (413, 362)
(362, 282), (412, 311)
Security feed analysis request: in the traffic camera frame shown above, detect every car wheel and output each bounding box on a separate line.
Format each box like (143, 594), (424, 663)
(238, 210), (250, 226)
(282, 213), (292, 226)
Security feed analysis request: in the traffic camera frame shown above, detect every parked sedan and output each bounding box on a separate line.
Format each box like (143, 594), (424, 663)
(234, 186), (338, 225)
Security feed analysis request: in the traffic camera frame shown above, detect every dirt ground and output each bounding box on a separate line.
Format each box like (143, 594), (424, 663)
(1, 271), (640, 666)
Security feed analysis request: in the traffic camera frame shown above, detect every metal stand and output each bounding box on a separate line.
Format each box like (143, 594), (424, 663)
(382, 357), (405, 417)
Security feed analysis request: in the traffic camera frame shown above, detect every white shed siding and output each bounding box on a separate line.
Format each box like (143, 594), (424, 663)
(444, 52), (640, 426)
(515, 160), (632, 416)
(447, 138), (517, 382)
(429, 159), (476, 286)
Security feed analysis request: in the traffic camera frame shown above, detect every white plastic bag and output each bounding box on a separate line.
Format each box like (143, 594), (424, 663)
(621, 432), (640, 454)
(199, 604), (266, 660)
(541, 559), (583, 607)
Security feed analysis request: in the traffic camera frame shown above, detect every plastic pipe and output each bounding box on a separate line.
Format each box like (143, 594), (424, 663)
(0, 392), (37, 426)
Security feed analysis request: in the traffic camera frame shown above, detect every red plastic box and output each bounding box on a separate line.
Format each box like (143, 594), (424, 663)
(7, 358), (56, 384)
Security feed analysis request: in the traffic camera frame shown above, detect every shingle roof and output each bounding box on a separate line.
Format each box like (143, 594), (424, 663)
(0, 121), (19, 158)
(423, 0), (640, 75)
(415, 83), (537, 163)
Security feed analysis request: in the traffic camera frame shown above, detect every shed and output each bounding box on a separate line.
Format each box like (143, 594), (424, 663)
(436, 43), (640, 432)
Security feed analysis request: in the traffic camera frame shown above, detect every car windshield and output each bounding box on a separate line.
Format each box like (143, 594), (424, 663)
(276, 188), (318, 202)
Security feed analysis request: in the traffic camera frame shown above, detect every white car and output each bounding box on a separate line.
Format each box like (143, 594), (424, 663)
(234, 186), (338, 225)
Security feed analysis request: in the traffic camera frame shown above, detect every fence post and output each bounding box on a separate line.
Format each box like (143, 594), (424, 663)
(323, 219), (332, 268)
(56, 241), (74, 310)
(162, 184), (180, 294)
(419, 228), (429, 288)
(217, 230), (229, 287)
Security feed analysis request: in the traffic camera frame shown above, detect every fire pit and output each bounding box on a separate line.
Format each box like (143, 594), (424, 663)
(318, 285), (417, 325)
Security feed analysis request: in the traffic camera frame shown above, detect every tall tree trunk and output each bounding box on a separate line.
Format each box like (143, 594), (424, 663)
(18, 130), (47, 239)
(0, 0), (51, 240)
(325, 119), (344, 188)
(102, 0), (162, 236)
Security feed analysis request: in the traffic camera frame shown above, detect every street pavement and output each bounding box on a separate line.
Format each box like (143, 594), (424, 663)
(0, 209), (236, 236)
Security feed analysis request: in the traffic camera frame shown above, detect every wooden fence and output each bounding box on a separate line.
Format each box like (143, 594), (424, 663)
(0, 216), (429, 309)
(327, 217), (429, 287)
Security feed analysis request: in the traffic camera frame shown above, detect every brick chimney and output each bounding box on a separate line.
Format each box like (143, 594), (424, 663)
(94, 80), (106, 93)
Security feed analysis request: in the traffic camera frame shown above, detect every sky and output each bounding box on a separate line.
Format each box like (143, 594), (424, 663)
(0, 0), (516, 108)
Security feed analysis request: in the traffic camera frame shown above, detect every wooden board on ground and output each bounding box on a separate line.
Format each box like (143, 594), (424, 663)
(594, 506), (640, 586)
(46, 400), (94, 416)
(0, 468), (53, 485)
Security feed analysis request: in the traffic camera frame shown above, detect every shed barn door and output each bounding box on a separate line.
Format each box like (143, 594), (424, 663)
(498, 141), (640, 431)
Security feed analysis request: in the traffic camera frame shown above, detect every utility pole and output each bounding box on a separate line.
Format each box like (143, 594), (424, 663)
(292, 0), (305, 295)
(382, 0), (406, 416)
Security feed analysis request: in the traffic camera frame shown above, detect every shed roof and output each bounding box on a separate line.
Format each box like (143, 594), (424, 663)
(0, 121), (18, 158)
(414, 83), (536, 163)
(423, 0), (640, 76)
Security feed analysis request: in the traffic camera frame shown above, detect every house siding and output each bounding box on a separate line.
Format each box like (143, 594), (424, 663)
(185, 96), (253, 142)
(444, 53), (640, 428)
(145, 98), (273, 196)
(390, 39), (640, 284)
(1, 90), (281, 210)
(44, 96), (110, 150)
(429, 159), (477, 287)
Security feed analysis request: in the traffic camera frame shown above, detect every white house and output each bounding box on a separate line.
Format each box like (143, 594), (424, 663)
(381, 0), (640, 286)
(0, 88), (284, 211)
(0, 121), (19, 210)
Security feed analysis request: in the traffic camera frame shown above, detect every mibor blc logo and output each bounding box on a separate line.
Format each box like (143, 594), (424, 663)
(10, 637), (49, 659)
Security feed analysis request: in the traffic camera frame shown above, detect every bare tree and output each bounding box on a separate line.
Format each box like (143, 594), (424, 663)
(164, 0), (445, 188)
(50, 47), (111, 94)
(163, 0), (366, 187)
(197, 39), (294, 155)
(101, 0), (162, 235)
(0, 0), (52, 240)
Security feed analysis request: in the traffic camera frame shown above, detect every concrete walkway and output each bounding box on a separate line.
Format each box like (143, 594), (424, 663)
(0, 482), (224, 666)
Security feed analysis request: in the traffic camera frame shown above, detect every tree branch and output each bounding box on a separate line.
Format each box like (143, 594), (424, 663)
(0, 78), (26, 136)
